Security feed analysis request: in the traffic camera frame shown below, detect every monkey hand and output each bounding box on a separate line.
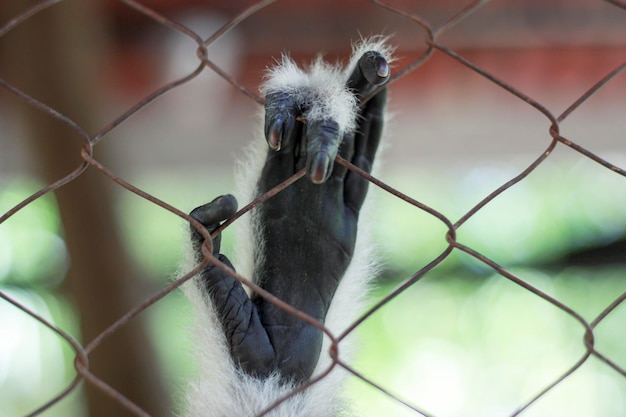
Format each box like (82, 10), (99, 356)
(189, 49), (390, 386)
(190, 194), (282, 379)
(254, 50), (390, 382)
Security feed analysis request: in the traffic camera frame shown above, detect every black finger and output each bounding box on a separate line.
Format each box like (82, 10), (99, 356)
(191, 197), (278, 378)
(345, 85), (387, 211)
(344, 155), (372, 214)
(305, 119), (341, 184)
(305, 52), (390, 184)
(189, 194), (238, 254)
(264, 91), (299, 152)
(357, 87), (387, 165)
(346, 51), (390, 104)
(337, 50), (389, 184)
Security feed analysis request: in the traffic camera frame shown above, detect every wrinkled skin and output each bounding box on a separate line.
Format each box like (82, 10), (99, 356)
(190, 51), (389, 385)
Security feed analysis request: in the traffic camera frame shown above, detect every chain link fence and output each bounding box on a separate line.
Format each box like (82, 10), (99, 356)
(1, 0), (626, 416)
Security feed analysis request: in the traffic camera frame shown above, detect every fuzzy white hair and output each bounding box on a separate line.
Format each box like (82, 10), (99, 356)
(181, 37), (391, 417)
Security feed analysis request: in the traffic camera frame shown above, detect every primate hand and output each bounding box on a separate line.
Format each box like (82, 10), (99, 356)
(190, 49), (390, 385)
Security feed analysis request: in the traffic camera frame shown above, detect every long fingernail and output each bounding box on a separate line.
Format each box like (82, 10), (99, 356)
(376, 57), (390, 79)
(308, 152), (332, 184)
(267, 119), (282, 150)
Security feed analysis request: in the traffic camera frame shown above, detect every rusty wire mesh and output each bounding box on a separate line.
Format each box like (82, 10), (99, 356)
(1, 0), (626, 416)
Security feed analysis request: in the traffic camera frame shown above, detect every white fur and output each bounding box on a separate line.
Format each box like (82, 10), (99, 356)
(182, 37), (390, 417)
(261, 55), (357, 134)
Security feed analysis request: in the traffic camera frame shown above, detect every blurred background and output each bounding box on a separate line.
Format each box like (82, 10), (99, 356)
(1, 0), (626, 416)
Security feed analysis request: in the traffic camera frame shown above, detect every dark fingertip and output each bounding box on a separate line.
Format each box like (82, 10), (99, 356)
(191, 194), (238, 226)
(307, 151), (332, 184)
(216, 194), (238, 215)
(265, 111), (299, 152)
(346, 51), (390, 104)
(360, 51), (390, 86)
(265, 91), (301, 152)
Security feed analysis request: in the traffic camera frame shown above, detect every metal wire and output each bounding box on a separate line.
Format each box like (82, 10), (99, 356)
(1, 1), (625, 416)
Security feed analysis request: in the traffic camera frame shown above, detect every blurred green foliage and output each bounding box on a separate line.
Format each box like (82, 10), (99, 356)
(1, 163), (625, 416)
